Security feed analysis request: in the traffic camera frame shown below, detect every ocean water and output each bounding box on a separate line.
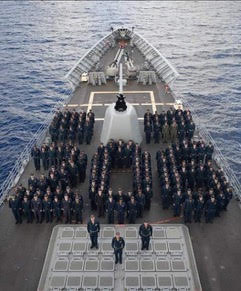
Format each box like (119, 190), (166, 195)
(0, 1), (241, 186)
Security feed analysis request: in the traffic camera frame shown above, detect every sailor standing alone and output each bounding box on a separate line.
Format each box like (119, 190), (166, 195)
(87, 214), (100, 249)
(139, 221), (153, 250)
(112, 232), (125, 264)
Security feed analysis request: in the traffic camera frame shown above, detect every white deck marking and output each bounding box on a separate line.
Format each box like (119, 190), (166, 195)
(64, 104), (79, 107)
(90, 90), (154, 94)
(95, 117), (144, 121)
(141, 102), (176, 106)
(150, 91), (157, 113)
(104, 103), (140, 106)
(86, 90), (177, 118)
(87, 91), (95, 112)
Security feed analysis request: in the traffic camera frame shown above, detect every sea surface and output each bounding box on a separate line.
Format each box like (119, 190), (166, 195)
(0, 1), (241, 188)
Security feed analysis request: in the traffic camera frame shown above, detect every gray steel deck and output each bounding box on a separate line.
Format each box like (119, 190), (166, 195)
(38, 225), (201, 291)
(0, 41), (241, 291)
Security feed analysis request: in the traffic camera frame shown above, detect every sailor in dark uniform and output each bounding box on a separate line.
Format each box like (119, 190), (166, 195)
(205, 196), (217, 223)
(49, 145), (56, 167)
(116, 146), (124, 168)
(9, 195), (22, 224)
(136, 190), (145, 218)
(183, 196), (194, 223)
(153, 121), (160, 143)
(53, 196), (62, 222)
(127, 196), (137, 224)
(116, 198), (126, 224)
(68, 160), (78, 188)
(162, 183), (171, 210)
(89, 182), (97, 211)
(85, 120), (93, 145)
(87, 109), (95, 124)
(62, 195), (72, 223)
(77, 123), (84, 145)
(59, 167), (69, 192)
(106, 196), (116, 224)
(78, 152), (87, 183)
(112, 232), (125, 264)
(143, 185), (152, 210)
(31, 194), (43, 224)
(42, 194), (53, 223)
(144, 121), (152, 144)
(173, 190), (182, 217)
(41, 147), (49, 171)
(22, 196), (32, 223)
(28, 174), (38, 192)
(87, 215), (100, 249)
(194, 195), (204, 223)
(73, 195), (83, 224)
(139, 222), (153, 250)
(31, 145), (41, 171)
(96, 190), (105, 217)
(144, 109), (153, 125)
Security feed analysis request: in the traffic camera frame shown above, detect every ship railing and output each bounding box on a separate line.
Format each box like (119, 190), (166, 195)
(65, 31), (116, 90)
(0, 99), (66, 207)
(132, 32), (179, 86)
(171, 90), (241, 202)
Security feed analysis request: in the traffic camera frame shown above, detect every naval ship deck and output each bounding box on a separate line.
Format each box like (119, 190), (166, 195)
(0, 35), (241, 291)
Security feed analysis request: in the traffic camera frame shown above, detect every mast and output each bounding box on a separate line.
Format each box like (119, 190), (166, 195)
(119, 63), (123, 94)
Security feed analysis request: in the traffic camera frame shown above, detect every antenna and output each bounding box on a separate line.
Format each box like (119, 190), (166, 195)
(119, 63), (123, 94)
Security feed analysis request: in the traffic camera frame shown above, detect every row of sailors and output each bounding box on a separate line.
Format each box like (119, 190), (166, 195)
(29, 154), (87, 191)
(156, 142), (224, 193)
(9, 187), (152, 225)
(132, 152), (153, 208)
(14, 153), (87, 215)
(89, 147), (112, 211)
(144, 109), (195, 143)
(172, 191), (232, 223)
(159, 159), (230, 193)
(9, 193), (83, 224)
(31, 142), (87, 172)
(49, 109), (95, 144)
(101, 139), (142, 169)
(162, 186), (232, 213)
(89, 142), (153, 211)
(89, 141), (140, 203)
(144, 108), (193, 127)
(156, 140), (214, 168)
(91, 188), (150, 224)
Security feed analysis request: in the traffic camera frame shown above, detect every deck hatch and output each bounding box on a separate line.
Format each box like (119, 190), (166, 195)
(38, 224), (201, 290)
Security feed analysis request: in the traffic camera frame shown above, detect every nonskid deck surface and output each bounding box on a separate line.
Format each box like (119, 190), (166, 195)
(38, 225), (201, 291)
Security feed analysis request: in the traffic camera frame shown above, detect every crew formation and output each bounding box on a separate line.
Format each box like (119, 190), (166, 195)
(49, 109), (95, 145)
(8, 106), (233, 226)
(9, 150), (87, 224)
(31, 109), (94, 172)
(89, 140), (152, 224)
(156, 137), (233, 223)
(8, 109), (91, 224)
(144, 108), (195, 144)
